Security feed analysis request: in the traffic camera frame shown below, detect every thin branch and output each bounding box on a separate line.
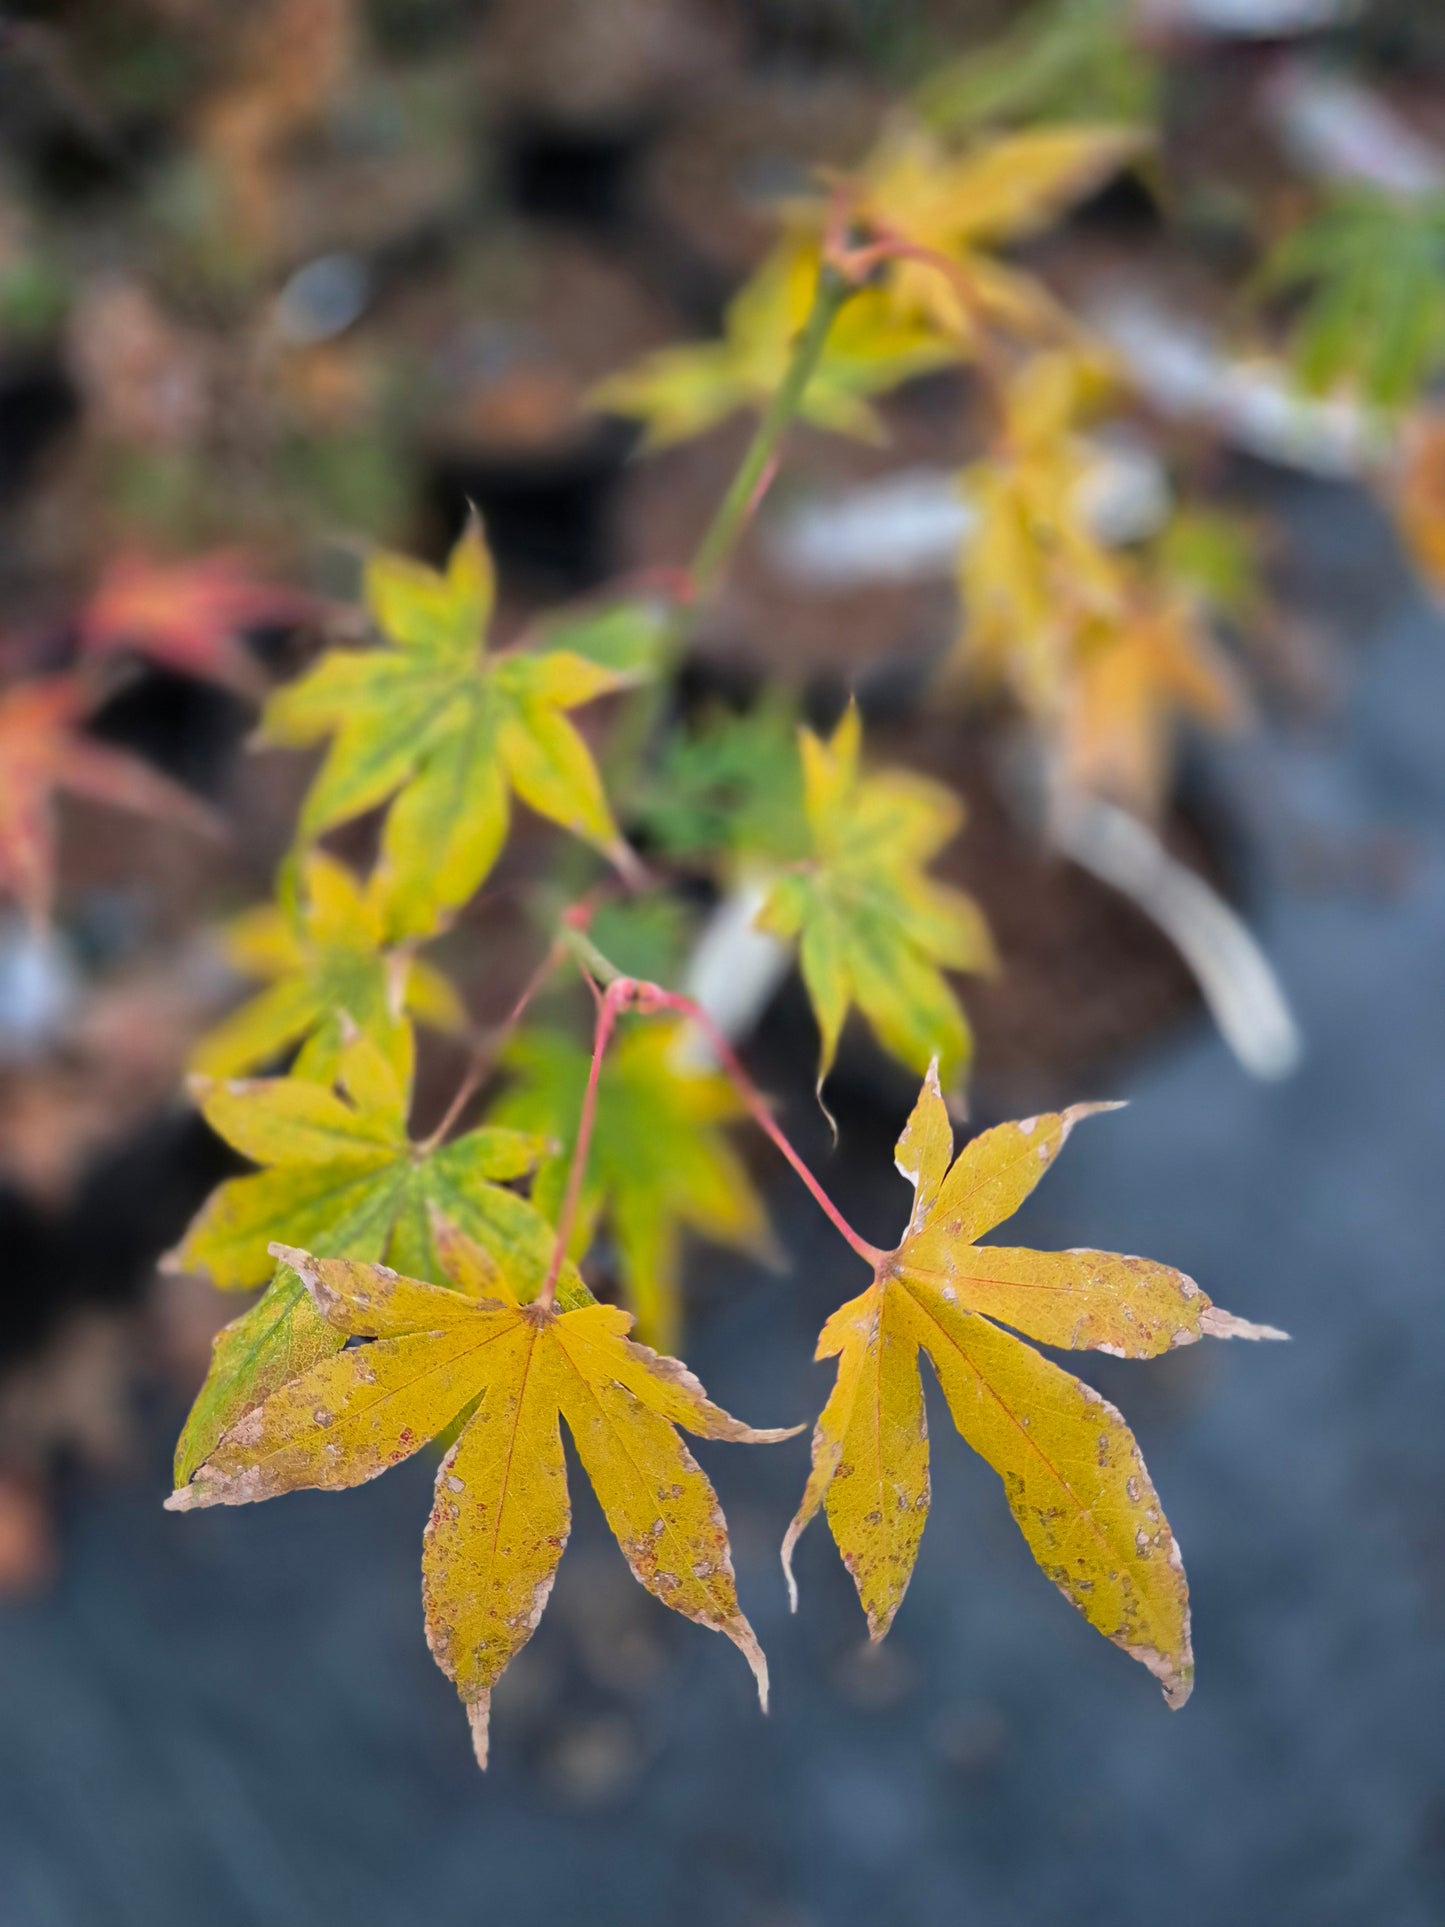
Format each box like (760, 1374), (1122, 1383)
(536, 975), (636, 1311)
(419, 936), (568, 1153)
(635, 983), (886, 1269)
(688, 257), (856, 603)
(598, 252), (858, 804)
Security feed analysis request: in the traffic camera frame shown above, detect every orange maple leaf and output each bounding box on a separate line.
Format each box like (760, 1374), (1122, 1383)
(0, 676), (222, 923)
(79, 552), (313, 698)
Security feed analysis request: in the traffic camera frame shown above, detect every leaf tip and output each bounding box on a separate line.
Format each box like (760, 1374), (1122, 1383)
(1161, 1666), (1194, 1711)
(467, 1693), (491, 1770)
(163, 1485), (200, 1512)
(813, 1072), (839, 1146)
(731, 1620), (770, 1713)
(1125, 1640), (1194, 1710)
(1064, 1099), (1128, 1126)
(758, 1421), (808, 1444)
(780, 1510), (807, 1613)
(1199, 1306), (1290, 1343)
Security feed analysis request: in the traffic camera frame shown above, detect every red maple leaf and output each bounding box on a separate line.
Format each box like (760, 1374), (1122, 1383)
(0, 676), (222, 924)
(78, 552), (313, 698)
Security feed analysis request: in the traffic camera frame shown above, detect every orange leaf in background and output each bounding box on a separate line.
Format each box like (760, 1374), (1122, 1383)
(1393, 409), (1445, 598)
(79, 552), (314, 699)
(1063, 591), (1246, 817)
(0, 676), (221, 924)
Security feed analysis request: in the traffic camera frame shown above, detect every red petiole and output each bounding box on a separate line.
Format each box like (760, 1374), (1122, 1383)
(536, 973), (885, 1313)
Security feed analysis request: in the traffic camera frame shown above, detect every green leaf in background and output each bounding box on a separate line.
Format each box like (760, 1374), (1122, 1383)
(535, 599), (674, 678)
(587, 894), (694, 987)
(915, 0), (1156, 136)
(1259, 189), (1445, 413)
(637, 696), (807, 870)
(1154, 508), (1268, 627)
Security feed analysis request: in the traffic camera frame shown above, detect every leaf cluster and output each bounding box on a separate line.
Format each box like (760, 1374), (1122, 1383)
(131, 19), (1291, 1768)
(1260, 189), (1445, 414)
(955, 352), (1247, 814)
(591, 237), (963, 450)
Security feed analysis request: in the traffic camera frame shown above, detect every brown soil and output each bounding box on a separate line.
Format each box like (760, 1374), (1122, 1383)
(885, 714), (1219, 1105)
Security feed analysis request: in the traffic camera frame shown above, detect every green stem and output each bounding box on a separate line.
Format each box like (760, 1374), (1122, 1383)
(599, 256), (856, 806)
(559, 921), (626, 989)
(634, 983), (885, 1269)
(536, 963), (885, 1315)
(688, 259), (854, 601)
(537, 974), (636, 1312)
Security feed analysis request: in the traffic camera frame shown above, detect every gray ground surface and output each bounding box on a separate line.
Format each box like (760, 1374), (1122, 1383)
(1, 478), (1443, 1926)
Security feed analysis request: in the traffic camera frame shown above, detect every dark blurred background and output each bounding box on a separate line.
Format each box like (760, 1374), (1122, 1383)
(1, 3), (1443, 1922)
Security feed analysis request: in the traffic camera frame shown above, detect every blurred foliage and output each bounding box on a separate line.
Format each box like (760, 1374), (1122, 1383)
(1260, 188), (1445, 413)
(757, 702), (995, 1094)
(637, 697), (806, 869)
(1153, 507), (1268, 628)
(592, 237), (962, 448)
(916, 0), (1156, 135)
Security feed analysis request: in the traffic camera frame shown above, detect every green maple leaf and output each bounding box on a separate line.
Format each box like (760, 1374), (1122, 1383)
(190, 850), (467, 1081)
(637, 696), (807, 869)
(492, 1018), (775, 1353)
(258, 515), (641, 939)
(168, 1021), (586, 1481)
(1153, 507), (1267, 628)
(756, 703), (996, 1095)
(1259, 188), (1445, 413)
(916, 0), (1157, 136)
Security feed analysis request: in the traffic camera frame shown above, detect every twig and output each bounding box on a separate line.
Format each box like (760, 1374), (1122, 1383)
(688, 258), (856, 603)
(536, 975), (635, 1310)
(636, 983), (885, 1269)
(535, 947), (888, 1312)
(419, 936), (569, 1152)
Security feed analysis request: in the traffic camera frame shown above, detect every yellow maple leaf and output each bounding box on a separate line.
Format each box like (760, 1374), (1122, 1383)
(168, 1232), (799, 1768)
(757, 703), (995, 1095)
(167, 1021), (566, 1485)
(591, 238), (961, 450)
(258, 514), (638, 939)
(954, 349), (1127, 711)
(855, 120), (1147, 340)
(784, 1065), (1285, 1705)
(190, 850), (466, 1081)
